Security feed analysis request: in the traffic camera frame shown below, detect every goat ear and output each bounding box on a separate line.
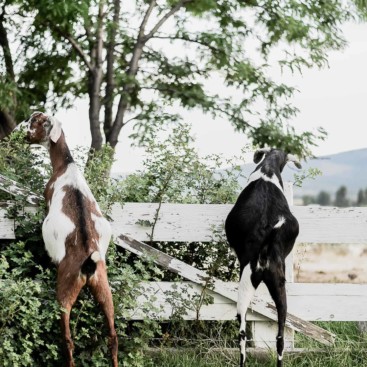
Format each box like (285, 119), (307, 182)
(253, 147), (270, 164)
(49, 117), (62, 143)
(287, 154), (302, 169)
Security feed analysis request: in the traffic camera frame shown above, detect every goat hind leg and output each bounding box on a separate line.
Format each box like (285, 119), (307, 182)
(237, 265), (260, 367)
(57, 274), (86, 367)
(88, 262), (118, 367)
(264, 267), (287, 367)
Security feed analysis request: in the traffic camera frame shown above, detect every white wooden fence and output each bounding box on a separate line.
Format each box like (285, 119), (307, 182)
(2, 174), (367, 351)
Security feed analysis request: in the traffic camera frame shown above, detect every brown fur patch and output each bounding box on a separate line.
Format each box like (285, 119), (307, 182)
(62, 185), (101, 257)
(27, 113), (49, 144)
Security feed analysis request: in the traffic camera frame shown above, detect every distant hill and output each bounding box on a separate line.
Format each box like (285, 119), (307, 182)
(238, 148), (367, 201)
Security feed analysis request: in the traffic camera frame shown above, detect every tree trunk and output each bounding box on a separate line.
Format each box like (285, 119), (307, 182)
(88, 69), (103, 150)
(107, 43), (144, 148)
(104, 0), (120, 139)
(88, 1), (105, 151)
(0, 110), (16, 140)
(0, 10), (17, 140)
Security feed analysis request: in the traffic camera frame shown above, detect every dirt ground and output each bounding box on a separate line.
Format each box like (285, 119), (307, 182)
(293, 243), (367, 283)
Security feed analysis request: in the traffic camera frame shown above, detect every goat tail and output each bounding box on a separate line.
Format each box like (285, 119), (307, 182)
(81, 251), (102, 277)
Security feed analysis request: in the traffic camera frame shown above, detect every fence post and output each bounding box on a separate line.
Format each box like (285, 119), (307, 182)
(251, 182), (295, 349)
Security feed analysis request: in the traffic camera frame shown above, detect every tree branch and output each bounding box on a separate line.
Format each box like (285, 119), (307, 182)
(143, 0), (193, 42)
(56, 28), (94, 72)
(152, 34), (224, 55)
(139, 0), (156, 39)
(104, 0), (121, 137)
(88, 0), (105, 151)
(0, 7), (15, 81)
(108, 0), (193, 148)
(95, 0), (104, 69)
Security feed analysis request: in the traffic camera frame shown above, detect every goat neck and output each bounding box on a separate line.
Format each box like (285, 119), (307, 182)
(255, 155), (285, 189)
(48, 131), (74, 173)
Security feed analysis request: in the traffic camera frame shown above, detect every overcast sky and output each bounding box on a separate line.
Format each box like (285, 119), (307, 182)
(57, 21), (367, 174)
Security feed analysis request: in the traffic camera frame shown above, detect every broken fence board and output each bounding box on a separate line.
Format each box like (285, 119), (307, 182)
(0, 174), (40, 206)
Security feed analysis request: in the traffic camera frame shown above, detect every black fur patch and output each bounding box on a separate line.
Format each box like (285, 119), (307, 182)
(74, 189), (89, 251)
(81, 253), (97, 276)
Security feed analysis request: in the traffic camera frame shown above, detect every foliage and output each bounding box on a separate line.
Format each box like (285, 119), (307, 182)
(293, 167), (322, 188)
(123, 122), (244, 206)
(121, 122), (241, 279)
(119, 123), (243, 347)
(301, 184), (367, 207)
(0, 0), (362, 155)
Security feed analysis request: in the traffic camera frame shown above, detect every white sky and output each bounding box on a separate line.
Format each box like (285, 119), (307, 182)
(57, 21), (367, 174)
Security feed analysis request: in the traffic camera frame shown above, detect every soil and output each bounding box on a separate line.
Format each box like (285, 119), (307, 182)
(293, 243), (367, 283)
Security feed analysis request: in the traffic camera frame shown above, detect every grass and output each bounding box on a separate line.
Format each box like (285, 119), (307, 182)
(148, 322), (367, 366)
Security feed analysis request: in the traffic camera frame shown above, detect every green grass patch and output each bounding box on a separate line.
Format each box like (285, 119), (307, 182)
(149, 322), (367, 367)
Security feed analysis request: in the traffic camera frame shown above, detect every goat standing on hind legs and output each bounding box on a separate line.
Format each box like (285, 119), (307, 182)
(17, 112), (118, 367)
(225, 148), (301, 367)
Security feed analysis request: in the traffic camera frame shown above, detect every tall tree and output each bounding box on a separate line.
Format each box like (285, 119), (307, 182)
(0, 0), (359, 157)
(334, 185), (349, 207)
(316, 190), (331, 206)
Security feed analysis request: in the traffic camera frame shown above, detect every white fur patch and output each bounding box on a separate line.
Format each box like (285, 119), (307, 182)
(91, 213), (111, 261)
(274, 216), (286, 229)
(91, 251), (102, 263)
(240, 337), (247, 361)
(237, 266), (256, 331)
(237, 266), (255, 366)
(256, 259), (269, 271)
(278, 353), (283, 361)
(246, 169), (284, 194)
(42, 189), (75, 263)
(42, 163), (111, 263)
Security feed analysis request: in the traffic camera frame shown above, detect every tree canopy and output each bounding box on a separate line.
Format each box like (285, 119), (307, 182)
(0, 0), (360, 157)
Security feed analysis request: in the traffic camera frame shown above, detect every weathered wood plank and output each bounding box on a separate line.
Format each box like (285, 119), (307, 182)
(2, 202), (367, 244)
(133, 282), (367, 322)
(0, 174), (40, 205)
(110, 203), (367, 244)
(0, 206), (14, 239)
(117, 235), (335, 345)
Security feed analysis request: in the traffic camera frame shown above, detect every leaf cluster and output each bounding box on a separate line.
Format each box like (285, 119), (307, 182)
(1, 0), (360, 154)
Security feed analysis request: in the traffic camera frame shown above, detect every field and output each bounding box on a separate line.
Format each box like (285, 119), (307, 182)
(150, 244), (367, 366)
(294, 243), (367, 283)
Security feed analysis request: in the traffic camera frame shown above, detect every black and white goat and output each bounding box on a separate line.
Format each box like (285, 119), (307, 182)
(17, 112), (118, 367)
(225, 148), (301, 367)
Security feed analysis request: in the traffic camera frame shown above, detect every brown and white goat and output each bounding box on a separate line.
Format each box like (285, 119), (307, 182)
(17, 112), (118, 367)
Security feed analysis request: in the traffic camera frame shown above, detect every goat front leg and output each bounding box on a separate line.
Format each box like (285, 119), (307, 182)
(88, 261), (118, 367)
(237, 264), (260, 367)
(57, 272), (86, 367)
